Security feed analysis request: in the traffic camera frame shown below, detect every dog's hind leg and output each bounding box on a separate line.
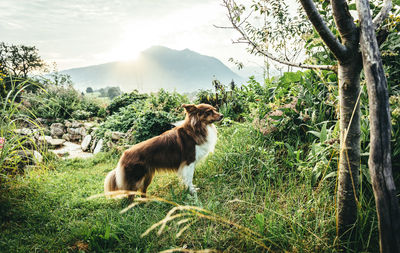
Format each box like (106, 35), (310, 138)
(104, 169), (118, 198)
(141, 172), (154, 198)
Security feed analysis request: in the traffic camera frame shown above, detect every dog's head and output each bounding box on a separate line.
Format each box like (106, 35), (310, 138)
(182, 104), (223, 124)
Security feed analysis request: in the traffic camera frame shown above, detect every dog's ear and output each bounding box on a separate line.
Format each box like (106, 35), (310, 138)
(182, 104), (197, 113)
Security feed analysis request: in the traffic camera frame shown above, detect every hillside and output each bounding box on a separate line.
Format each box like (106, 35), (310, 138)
(61, 46), (243, 93)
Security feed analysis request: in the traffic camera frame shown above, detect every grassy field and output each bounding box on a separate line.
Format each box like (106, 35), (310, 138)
(0, 123), (377, 252)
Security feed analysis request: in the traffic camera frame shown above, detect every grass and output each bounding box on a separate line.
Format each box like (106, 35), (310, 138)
(0, 123), (378, 252)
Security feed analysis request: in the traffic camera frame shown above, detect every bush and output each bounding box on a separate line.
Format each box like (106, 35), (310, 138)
(95, 89), (188, 144)
(106, 90), (148, 115)
(25, 82), (105, 120)
(0, 78), (45, 180)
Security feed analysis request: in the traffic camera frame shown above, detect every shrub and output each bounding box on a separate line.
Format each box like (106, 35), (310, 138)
(106, 90), (148, 115)
(0, 77), (44, 180)
(95, 89), (187, 144)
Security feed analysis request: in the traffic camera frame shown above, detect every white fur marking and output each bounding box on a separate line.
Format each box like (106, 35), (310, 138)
(115, 161), (125, 189)
(178, 124), (218, 193)
(195, 124), (218, 161)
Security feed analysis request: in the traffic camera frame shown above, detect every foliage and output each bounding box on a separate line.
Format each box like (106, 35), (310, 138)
(0, 42), (46, 78)
(106, 90), (148, 115)
(95, 89), (187, 144)
(0, 77), (44, 180)
(0, 123), (380, 252)
(25, 82), (104, 120)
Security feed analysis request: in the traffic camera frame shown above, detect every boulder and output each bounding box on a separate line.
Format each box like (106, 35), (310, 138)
(14, 128), (33, 136)
(111, 131), (125, 141)
(93, 139), (104, 154)
(64, 120), (72, 128)
(50, 123), (65, 137)
(47, 138), (66, 148)
(71, 121), (83, 128)
(62, 133), (81, 142)
(67, 127), (86, 136)
(90, 138), (97, 152)
(81, 135), (92, 151)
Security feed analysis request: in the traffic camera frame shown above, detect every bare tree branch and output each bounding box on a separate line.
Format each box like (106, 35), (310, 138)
(299, 0), (348, 61)
(221, 0), (336, 71)
(373, 0), (393, 28)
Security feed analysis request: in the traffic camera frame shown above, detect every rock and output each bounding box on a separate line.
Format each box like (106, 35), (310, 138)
(14, 128), (33, 135)
(67, 127), (86, 136)
(47, 138), (66, 148)
(33, 150), (43, 163)
(111, 131), (125, 141)
(64, 120), (72, 128)
(83, 122), (96, 130)
(71, 121), (83, 128)
(81, 135), (92, 151)
(93, 139), (104, 154)
(38, 135), (53, 145)
(50, 123), (65, 137)
(50, 141), (93, 159)
(90, 138), (97, 152)
(63, 133), (81, 142)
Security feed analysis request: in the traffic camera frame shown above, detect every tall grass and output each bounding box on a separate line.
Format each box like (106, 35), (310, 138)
(0, 76), (45, 181)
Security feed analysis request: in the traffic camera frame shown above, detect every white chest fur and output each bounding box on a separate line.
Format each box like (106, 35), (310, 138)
(195, 124), (218, 162)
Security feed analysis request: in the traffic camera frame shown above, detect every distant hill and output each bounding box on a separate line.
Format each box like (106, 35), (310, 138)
(61, 46), (244, 93)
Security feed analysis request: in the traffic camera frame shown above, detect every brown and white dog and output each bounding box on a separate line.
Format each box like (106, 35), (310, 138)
(104, 103), (223, 199)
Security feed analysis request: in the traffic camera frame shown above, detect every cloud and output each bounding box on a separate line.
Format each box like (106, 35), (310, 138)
(0, 0), (260, 70)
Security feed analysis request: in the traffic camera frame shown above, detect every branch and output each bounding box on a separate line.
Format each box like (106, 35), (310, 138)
(373, 0), (392, 28)
(299, 0), (348, 61)
(331, 0), (359, 51)
(222, 0), (336, 71)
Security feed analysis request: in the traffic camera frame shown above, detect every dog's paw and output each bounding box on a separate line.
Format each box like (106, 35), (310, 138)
(188, 185), (199, 194)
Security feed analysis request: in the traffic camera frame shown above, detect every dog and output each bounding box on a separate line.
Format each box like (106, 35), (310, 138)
(104, 103), (223, 200)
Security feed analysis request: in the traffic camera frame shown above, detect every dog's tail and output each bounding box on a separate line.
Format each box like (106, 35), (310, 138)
(104, 169), (118, 198)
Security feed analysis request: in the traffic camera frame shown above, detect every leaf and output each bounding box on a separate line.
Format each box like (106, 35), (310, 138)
(348, 3), (356, 10)
(320, 122), (327, 143)
(307, 130), (321, 139)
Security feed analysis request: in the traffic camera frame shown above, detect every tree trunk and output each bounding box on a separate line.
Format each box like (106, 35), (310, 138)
(357, 0), (400, 251)
(336, 60), (362, 243)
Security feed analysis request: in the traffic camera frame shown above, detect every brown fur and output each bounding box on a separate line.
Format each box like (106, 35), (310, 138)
(104, 103), (223, 200)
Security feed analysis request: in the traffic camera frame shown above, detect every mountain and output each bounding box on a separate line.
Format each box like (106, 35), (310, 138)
(61, 46), (243, 93)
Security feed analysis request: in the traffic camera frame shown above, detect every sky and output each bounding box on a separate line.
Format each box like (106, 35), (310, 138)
(0, 0), (265, 75)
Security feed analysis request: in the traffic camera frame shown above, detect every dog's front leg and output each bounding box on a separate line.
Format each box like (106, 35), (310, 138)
(178, 163), (198, 194)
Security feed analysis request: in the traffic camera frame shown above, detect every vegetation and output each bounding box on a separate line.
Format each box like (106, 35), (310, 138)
(1, 2), (400, 250)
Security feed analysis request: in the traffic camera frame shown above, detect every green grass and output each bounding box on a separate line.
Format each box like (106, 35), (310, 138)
(0, 123), (378, 252)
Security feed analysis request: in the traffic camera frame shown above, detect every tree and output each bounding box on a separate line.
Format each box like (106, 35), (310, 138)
(0, 42), (46, 78)
(223, 0), (399, 250)
(86, 87), (94, 93)
(107, 87), (122, 99)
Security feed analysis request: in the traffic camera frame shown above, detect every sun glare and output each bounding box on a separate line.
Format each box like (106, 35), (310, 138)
(109, 22), (158, 62)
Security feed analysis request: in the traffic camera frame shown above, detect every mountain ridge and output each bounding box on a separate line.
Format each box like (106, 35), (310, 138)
(61, 46), (243, 93)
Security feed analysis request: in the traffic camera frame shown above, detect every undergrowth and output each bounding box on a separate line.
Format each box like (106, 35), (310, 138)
(0, 123), (379, 252)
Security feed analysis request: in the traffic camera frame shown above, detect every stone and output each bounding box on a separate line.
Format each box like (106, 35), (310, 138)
(14, 128), (33, 135)
(67, 127), (86, 136)
(50, 123), (65, 137)
(111, 131), (125, 141)
(64, 120), (72, 128)
(93, 139), (104, 154)
(81, 135), (92, 151)
(33, 150), (43, 163)
(47, 138), (66, 148)
(90, 138), (97, 152)
(51, 141), (93, 159)
(38, 135), (53, 144)
(71, 121), (83, 128)
(83, 122), (96, 130)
